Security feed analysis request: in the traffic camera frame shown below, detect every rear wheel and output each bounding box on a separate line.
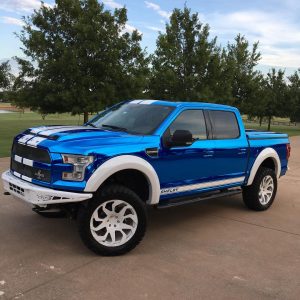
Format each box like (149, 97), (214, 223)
(78, 184), (147, 256)
(242, 167), (277, 211)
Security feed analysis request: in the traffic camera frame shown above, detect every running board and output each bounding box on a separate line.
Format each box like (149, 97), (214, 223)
(157, 189), (242, 209)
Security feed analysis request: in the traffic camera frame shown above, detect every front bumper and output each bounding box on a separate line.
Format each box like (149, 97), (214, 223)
(2, 170), (93, 206)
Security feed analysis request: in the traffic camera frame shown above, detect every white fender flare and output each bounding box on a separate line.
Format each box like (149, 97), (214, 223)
(246, 147), (281, 186)
(84, 155), (161, 205)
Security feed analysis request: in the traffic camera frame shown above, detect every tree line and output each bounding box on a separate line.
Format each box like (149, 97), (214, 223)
(0, 0), (299, 128)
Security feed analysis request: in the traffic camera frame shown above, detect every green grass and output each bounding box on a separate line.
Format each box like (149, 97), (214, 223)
(0, 111), (299, 158)
(0, 112), (82, 157)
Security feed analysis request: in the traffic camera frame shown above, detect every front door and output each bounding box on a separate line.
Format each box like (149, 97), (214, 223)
(153, 109), (217, 196)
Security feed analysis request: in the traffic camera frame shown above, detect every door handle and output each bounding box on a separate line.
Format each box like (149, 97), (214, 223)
(203, 150), (214, 157)
(238, 148), (247, 155)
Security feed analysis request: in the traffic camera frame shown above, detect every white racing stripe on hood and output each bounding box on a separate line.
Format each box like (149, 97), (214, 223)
(18, 134), (35, 144)
(30, 125), (79, 135)
(26, 136), (47, 147)
(30, 126), (52, 134)
(36, 126), (87, 136)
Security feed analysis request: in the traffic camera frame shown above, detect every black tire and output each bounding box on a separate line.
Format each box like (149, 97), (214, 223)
(242, 167), (277, 211)
(78, 184), (147, 256)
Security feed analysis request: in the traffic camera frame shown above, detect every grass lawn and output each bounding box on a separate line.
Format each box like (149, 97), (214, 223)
(0, 111), (299, 158)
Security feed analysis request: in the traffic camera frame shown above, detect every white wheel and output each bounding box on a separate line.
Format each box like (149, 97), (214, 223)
(258, 175), (274, 205)
(242, 167), (277, 211)
(90, 199), (138, 247)
(78, 184), (147, 256)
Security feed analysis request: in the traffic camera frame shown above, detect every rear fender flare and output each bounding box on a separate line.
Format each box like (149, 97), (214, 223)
(246, 147), (281, 186)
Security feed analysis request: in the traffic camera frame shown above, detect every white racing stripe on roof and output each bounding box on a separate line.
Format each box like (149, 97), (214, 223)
(139, 100), (157, 105)
(18, 134), (35, 144)
(130, 100), (143, 104)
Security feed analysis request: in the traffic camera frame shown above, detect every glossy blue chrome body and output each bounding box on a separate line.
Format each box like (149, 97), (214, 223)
(11, 100), (289, 202)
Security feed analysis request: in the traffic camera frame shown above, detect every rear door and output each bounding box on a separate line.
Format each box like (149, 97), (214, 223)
(207, 109), (248, 183)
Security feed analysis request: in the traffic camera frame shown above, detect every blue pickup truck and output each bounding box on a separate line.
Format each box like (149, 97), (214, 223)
(2, 100), (291, 255)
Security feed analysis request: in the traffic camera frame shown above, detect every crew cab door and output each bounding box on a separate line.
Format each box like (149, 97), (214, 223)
(154, 109), (216, 193)
(206, 109), (248, 183)
(152, 108), (248, 198)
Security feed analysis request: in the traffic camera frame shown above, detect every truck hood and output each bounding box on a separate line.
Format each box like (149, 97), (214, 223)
(22, 125), (147, 155)
(27, 125), (137, 141)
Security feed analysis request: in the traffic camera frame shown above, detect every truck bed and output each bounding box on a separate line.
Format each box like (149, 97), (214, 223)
(246, 129), (288, 140)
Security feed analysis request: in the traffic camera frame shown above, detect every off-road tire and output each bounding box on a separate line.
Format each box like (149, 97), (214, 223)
(78, 184), (147, 256)
(242, 167), (277, 211)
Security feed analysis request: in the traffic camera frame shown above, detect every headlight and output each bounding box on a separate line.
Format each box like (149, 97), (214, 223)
(61, 154), (94, 181)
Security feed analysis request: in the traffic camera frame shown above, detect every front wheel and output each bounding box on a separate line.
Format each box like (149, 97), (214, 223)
(242, 167), (277, 211)
(78, 184), (147, 256)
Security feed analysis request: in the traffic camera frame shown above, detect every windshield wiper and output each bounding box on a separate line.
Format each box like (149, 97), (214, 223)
(101, 124), (128, 132)
(86, 123), (97, 128)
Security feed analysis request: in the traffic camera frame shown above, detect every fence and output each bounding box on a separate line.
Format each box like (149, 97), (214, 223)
(244, 119), (298, 127)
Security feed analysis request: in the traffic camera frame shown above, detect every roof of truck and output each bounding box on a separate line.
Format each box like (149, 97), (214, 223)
(130, 99), (237, 111)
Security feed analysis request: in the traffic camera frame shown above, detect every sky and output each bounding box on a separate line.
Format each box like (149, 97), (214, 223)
(0, 0), (300, 75)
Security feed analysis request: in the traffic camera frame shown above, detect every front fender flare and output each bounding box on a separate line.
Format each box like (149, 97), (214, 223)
(246, 147), (281, 186)
(84, 155), (161, 205)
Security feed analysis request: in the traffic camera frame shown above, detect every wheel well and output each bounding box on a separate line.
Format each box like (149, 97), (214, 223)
(100, 169), (150, 202)
(260, 157), (276, 171)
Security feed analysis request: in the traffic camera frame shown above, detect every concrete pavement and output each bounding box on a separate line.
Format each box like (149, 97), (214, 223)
(0, 137), (300, 299)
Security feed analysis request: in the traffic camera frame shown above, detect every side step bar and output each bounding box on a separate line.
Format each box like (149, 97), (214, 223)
(157, 189), (242, 209)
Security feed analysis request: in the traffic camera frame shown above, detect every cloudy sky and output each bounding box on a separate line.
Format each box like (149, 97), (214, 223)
(0, 0), (300, 75)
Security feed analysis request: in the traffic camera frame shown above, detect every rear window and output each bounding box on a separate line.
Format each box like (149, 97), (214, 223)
(209, 110), (240, 139)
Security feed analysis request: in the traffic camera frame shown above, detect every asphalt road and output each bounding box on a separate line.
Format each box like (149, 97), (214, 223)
(0, 137), (300, 300)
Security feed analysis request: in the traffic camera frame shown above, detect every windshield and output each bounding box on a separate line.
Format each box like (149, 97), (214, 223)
(87, 102), (174, 135)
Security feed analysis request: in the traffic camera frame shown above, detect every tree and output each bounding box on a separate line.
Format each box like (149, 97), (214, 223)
(264, 69), (288, 130)
(0, 61), (13, 90)
(287, 69), (300, 122)
(0, 61), (15, 103)
(244, 73), (267, 125)
(15, 0), (148, 122)
(149, 7), (223, 102)
(149, 7), (262, 110)
(224, 34), (261, 112)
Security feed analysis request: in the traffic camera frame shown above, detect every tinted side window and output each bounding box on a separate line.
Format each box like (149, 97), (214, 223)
(209, 110), (240, 139)
(169, 110), (207, 140)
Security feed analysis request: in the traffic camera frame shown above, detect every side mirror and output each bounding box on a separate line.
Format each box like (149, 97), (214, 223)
(170, 130), (193, 147)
